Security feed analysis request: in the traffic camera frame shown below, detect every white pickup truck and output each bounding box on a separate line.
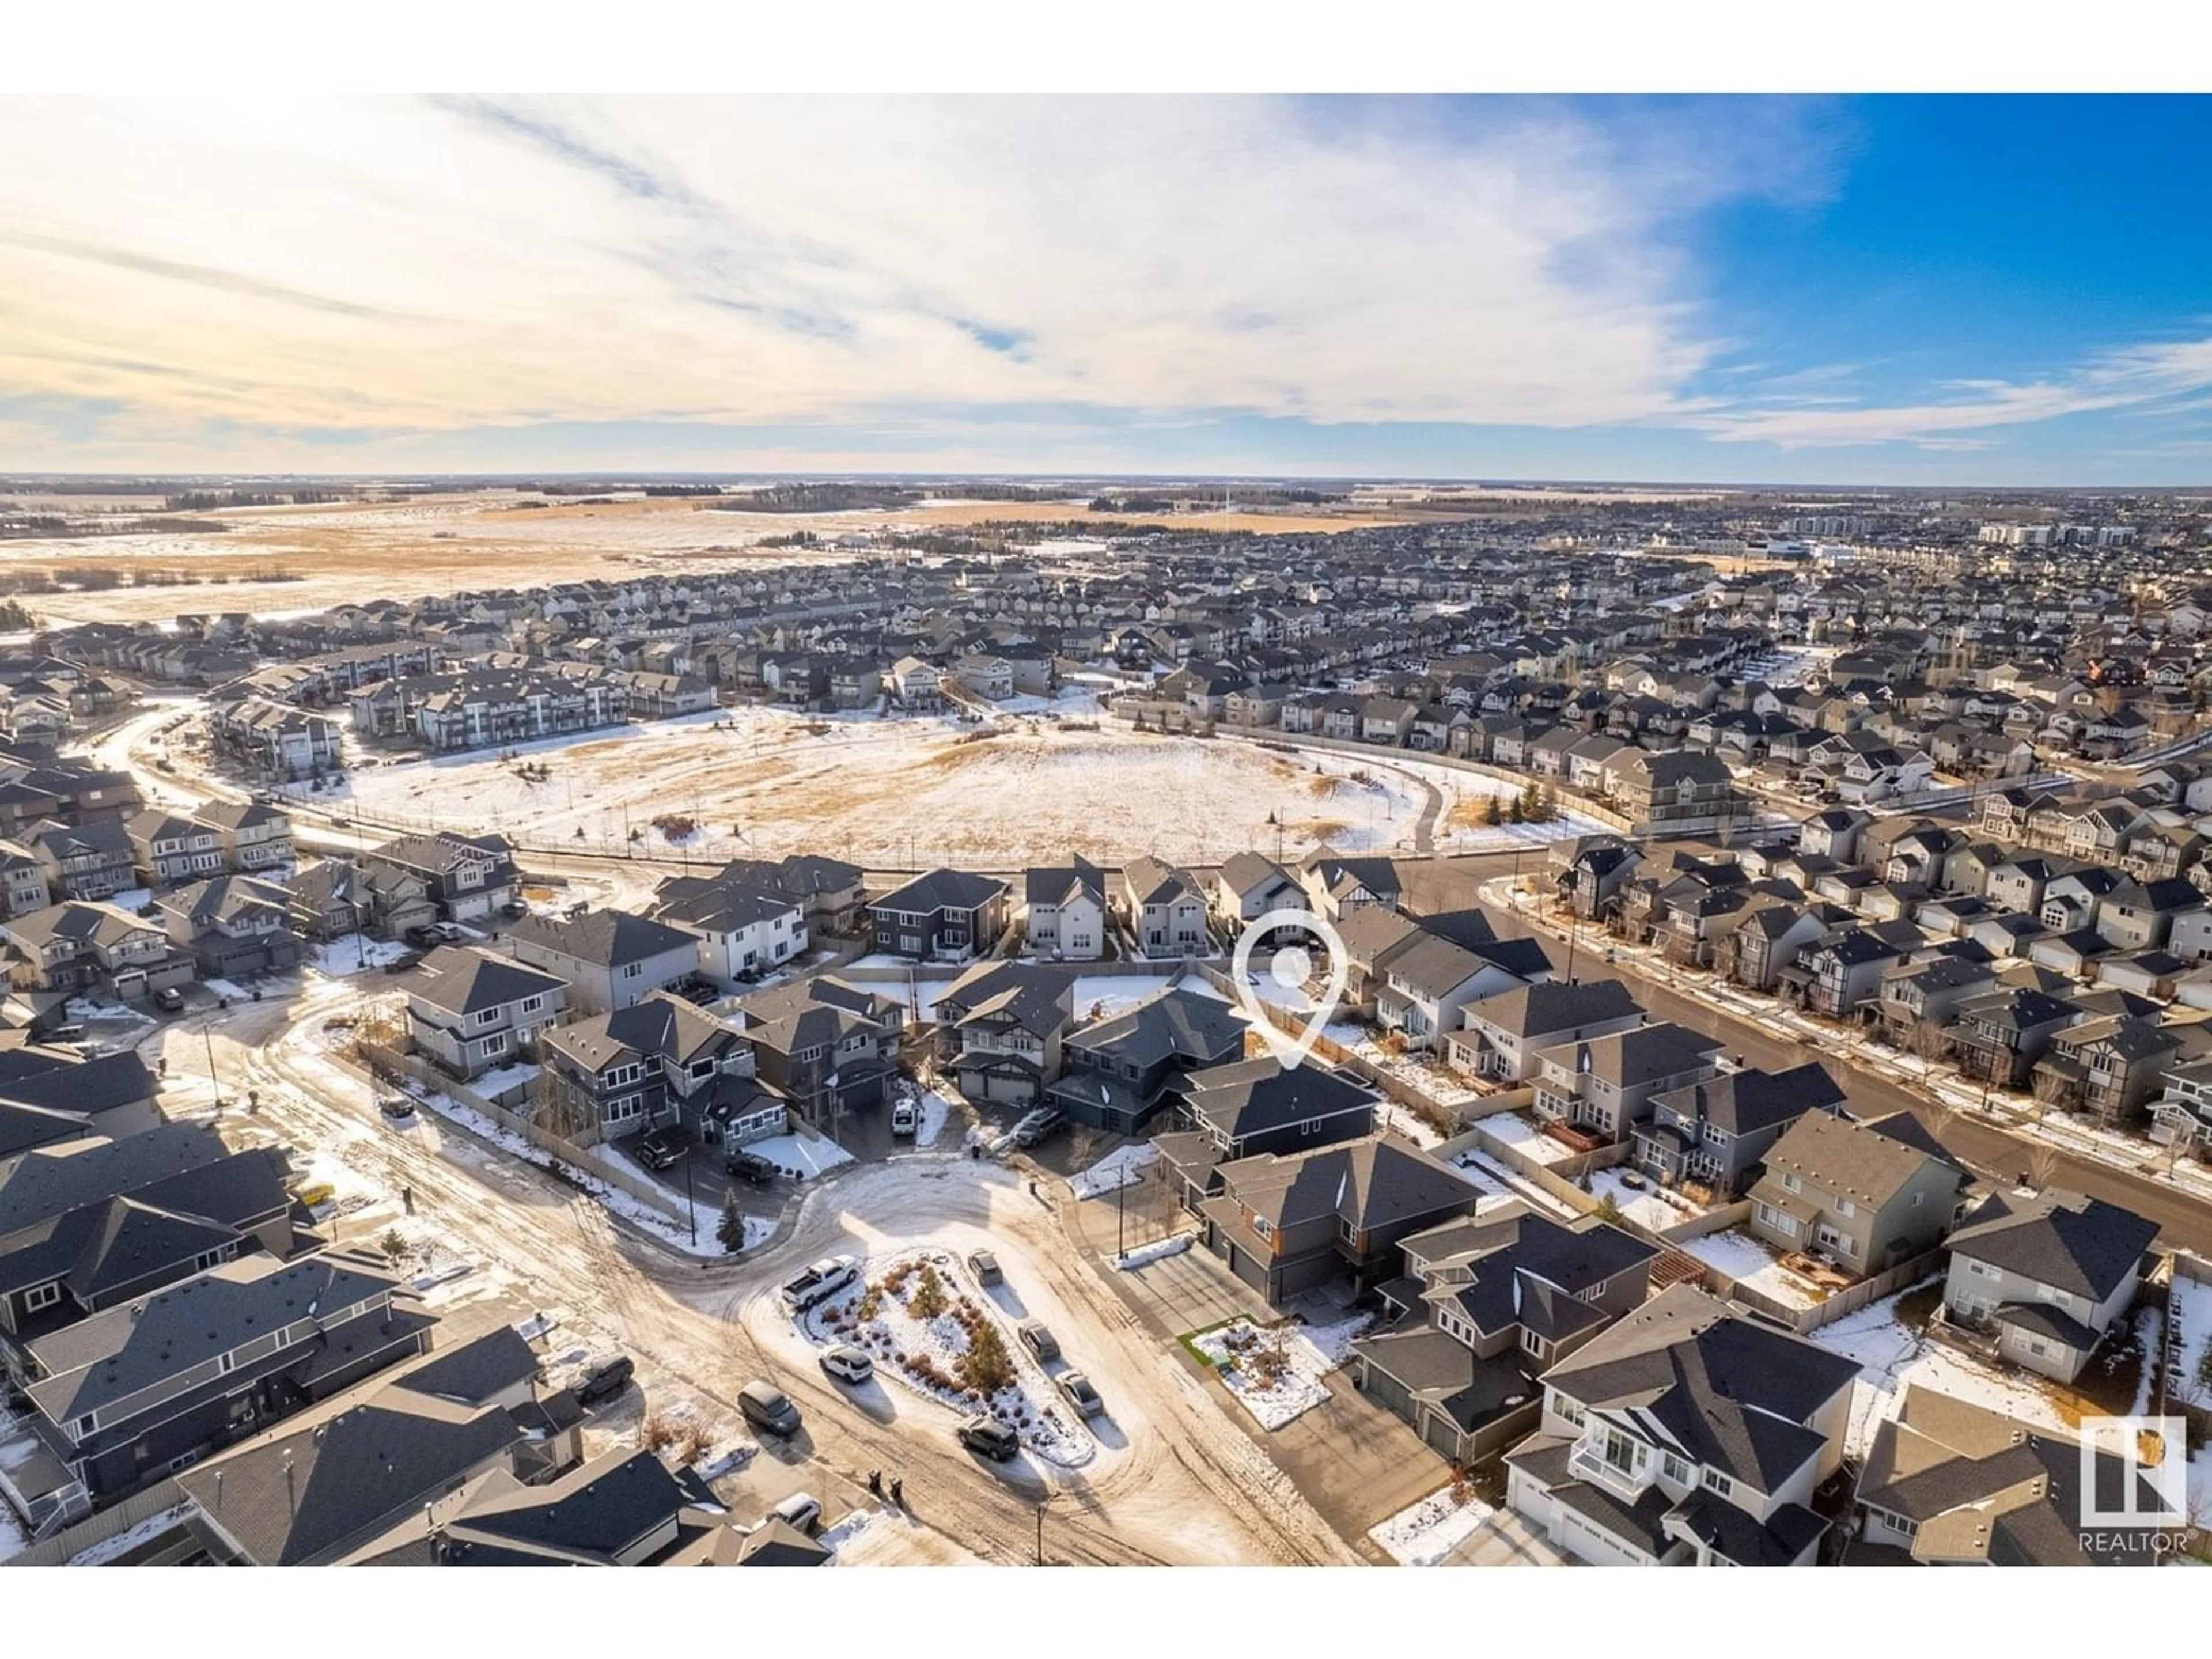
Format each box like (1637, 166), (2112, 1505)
(778, 1253), (860, 1314)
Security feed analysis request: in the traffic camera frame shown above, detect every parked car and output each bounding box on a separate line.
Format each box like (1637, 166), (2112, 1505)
(819, 1344), (874, 1385)
(574, 1353), (635, 1406)
(769, 1491), (823, 1534)
(383, 950), (424, 975)
(153, 986), (186, 1013)
(377, 1094), (417, 1123)
(404, 925), (438, 946)
(634, 1127), (688, 1172)
(678, 982), (719, 1007)
(956, 1414), (1019, 1462)
(1011, 1107), (1066, 1148)
(738, 1379), (804, 1437)
(46, 1023), (86, 1046)
(725, 1149), (781, 1186)
(889, 1097), (919, 1137)
(966, 1248), (1003, 1286)
(1056, 1372), (1105, 1418)
(778, 1255), (859, 1313)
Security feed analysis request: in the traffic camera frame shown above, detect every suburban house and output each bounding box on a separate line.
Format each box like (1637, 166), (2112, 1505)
(0, 1047), (162, 1160)
(658, 855), (863, 937)
(1853, 1385), (2166, 1565)
(1630, 1062), (1849, 1199)
(1023, 859), (1108, 960)
(366, 832), (522, 924)
(506, 909), (702, 1015)
(1046, 985), (1248, 1134)
(1529, 1022), (1725, 1147)
(124, 809), (226, 889)
(1213, 851), (1305, 932)
(190, 801), (297, 874)
(1174, 1132), (1483, 1302)
(1443, 979), (1646, 1083)
(1374, 931), (1553, 1052)
(647, 876), (808, 986)
(155, 873), (302, 979)
(29, 821), (137, 902)
(1941, 1187), (2159, 1384)
(536, 992), (778, 1147)
(930, 960), (1074, 1106)
(1299, 849), (1401, 921)
(1121, 855), (1210, 957)
(1353, 1208), (1657, 1467)
(1746, 1112), (1969, 1277)
(864, 868), (1009, 961)
(726, 974), (905, 1123)
(8, 1252), (435, 1528)
(1154, 1058), (1382, 1205)
(401, 945), (568, 1082)
(1504, 1285), (1860, 1566)
(1, 900), (192, 999)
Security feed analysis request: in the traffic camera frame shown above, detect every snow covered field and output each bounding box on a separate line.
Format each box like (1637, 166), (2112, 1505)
(331, 709), (1494, 865)
(1369, 1484), (1499, 1566)
(1480, 1112), (1578, 1166)
(1681, 1229), (1821, 1310)
(801, 1248), (1098, 1468)
(1191, 1315), (1372, 1431)
(1810, 1284), (2070, 1457)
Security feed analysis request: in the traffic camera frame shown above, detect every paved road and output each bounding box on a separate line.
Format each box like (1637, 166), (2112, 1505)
(1475, 899), (2212, 1257)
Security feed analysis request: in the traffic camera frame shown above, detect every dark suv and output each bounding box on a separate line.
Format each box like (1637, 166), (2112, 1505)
(957, 1415), (1020, 1462)
(634, 1128), (688, 1172)
(574, 1353), (634, 1406)
(725, 1149), (781, 1186)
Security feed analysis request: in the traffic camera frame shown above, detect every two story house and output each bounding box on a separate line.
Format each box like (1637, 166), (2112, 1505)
(1443, 979), (1646, 1083)
(1630, 1062), (1849, 1199)
(1746, 1112), (1969, 1277)
(402, 946), (567, 1082)
(1022, 859), (1107, 961)
(1046, 985), (1249, 1135)
(1529, 1022), (1725, 1146)
(1942, 1187), (2159, 1384)
(536, 992), (777, 1146)
(931, 960), (1074, 1107)
(864, 868), (1009, 961)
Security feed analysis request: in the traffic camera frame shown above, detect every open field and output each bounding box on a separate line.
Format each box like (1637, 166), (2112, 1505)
(332, 706), (1476, 867)
(8, 490), (1415, 625)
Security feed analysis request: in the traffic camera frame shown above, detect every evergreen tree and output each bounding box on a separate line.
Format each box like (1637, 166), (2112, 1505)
(717, 1189), (748, 1255)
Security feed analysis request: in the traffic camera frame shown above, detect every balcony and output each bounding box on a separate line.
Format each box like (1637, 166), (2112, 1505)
(1568, 1434), (1655, 1505)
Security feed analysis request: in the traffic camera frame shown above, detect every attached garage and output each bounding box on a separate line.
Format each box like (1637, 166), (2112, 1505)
(1223, 1240), (1272, 1296)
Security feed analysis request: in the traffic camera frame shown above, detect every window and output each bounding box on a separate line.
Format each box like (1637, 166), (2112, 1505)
(472, 1007), (498, 1028)
(622, 962), (643, 979)
(23, 1281), (61, 1313)
(2036, 1283), (2074, 1309)
(1837, 1198), (1857, 1218)
(1701, 1468), (1734, 1500)
(1967, 1259), (1998, 1279)
(1781, 1172), (1802, 1194)
(1551, 1392), (1585, 1429)
(1252, 1217), (1274, 1240)
(520, 995), (544, 1014)
(217, 1351), (236, 1375)
(1755, 1204), (1798, 1237)
(1661, 1452), (1692, 1486)
(480, 1031), (508, 1057)
(70, 1414), (96, 1440)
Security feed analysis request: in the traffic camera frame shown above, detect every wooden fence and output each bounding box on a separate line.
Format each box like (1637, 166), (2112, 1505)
(5, 1480), (185, 1569)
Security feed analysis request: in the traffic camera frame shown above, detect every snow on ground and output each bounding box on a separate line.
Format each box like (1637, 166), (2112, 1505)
(1480, 1112), (1578, 1166)
(748, 1130), (854, 1181)
(1069, 974), (1191, 1019)
(1812, 1283), (2070, 1457)
(408, 1088), (773, 1257)
(1191, 1315), (1372, 1431)
(801, 1248), (1097, 1468)
(1369, 1484), (1499, 1566)
(1588, 1166), (1706, 1233)
(0, 1465), (23, 1562)
(1448, 1150), (1540, 1215)
(308, 933), (416, 975)
(1117, 1232), (1195, 1270)
(202, 978), (255, 1002)
(906, 1086), (955, 1148)
(1070, 1142), (1158, 1200)
(1680, 1229), (1821, 1310)
(1347, 1040), (1484, 1111)
(817, 1506), (876, 1556)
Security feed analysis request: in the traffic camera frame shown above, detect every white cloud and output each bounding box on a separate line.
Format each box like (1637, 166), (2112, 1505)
(0, 95), (1816, 456)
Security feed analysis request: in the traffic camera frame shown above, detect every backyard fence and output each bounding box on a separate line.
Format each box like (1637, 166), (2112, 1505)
(4, 1480), (185, 1569)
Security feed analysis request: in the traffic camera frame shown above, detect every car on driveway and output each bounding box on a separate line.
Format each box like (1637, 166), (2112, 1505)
(966, 1248), (1002, 1286)
(1017, 1319), (1059, 1362)
(890, 1097), (919, 1137)
(770, 1491), (823, 1533)
(819, 1344), (874, 1385)
(957, 1414), (1020, 1462)
(153, 986), (186, 1013)
(575, 1353), (634, 1405)
(634, 1127), (688, 1171)
(738, 1380), (804, 1437)
(1011, 1107), (1066, 1148)
(1056, 1372), (1105, 1418)
(725, 1149), (781, 1186)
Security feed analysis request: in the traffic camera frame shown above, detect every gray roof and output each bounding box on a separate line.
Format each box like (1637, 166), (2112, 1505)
(404, 945), (567, 1018)
(1064, 986), (1247, 1073)
(506, 907), (696, 968)
(1647, 1062), (1846, 1139)
(1946, 1187), (2160, 1302)
(1463, 977), (1642, 1040)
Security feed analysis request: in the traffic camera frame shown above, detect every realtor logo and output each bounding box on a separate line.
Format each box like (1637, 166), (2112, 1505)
(2078, 1415), (2189, 1529)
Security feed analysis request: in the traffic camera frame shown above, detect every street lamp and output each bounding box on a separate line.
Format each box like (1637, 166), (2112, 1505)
(1116, 1169), (1143, 1262)
(202, 1016), (224, 1112)
(1035, 1494), (1050, 1566)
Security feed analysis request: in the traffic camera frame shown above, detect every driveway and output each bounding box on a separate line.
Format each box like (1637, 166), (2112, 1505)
(1440, 1505), (1570, 1566)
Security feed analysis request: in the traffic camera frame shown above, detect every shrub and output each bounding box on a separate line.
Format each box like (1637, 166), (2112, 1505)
(910, 1262), (950, 1320)
(956, 1318), (1017, 1395)
(640, 1414), (679, 1453)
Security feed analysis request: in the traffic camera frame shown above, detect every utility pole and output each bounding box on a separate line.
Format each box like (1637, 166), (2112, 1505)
(1035, 1495), (1050, 1566)
(203, 1017), (223, 1112)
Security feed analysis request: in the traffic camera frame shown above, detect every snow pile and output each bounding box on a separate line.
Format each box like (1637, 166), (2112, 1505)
(1070, 1142), (1158, 1200)
(692, 1441), (759, 1481)
(1812, 1283), (2070, 1457)
(1116, 1232), (1194, 1270)
(0, 1493), (23, 1565)
(817, 1508), (875, 1555)
(1588, 1166), (1703, 1233)
(1369, 1484), (1498, 1566)
(1479, 1113), (1578, 1166)
(1070, 975), (1191, 1020)
(748, 1130), (854, 1181)
(1681, 1230), (1821, 1311)
(1192, 1315), (1370, 1431)
(802, 1249), (1096, 1469)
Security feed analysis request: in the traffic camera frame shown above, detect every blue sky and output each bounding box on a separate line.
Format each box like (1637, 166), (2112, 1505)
(0, 94), (2207, 482)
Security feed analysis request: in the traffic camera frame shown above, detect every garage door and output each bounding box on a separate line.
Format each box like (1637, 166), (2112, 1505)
(1423, 1410), (1463, 1460)
(1559, 1510), (1650, 1567)
(1224, 1243), (1271, 1295)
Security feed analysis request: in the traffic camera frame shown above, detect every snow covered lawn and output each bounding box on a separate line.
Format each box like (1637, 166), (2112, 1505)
(1070, 1142), (1157, 1200)
(747, 1130), (854, 1181)
(1680, 1229), (1822, 1310)
(308, 933), (417, 975)
(1070, 974), (1205, 1020)
(1369, 1483), (1498, 1566)
(1811, 1284), (2071, 1457)
(1479, 1112), (1578, 1166)
(1445, 1150), (1528, 1215)
(1346, 1041), (1484, 1111)
(1191, 1314), (1372, 1431)
(801, 1248), (1096, 1468)
(1589, 1166), (1706, 1233)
